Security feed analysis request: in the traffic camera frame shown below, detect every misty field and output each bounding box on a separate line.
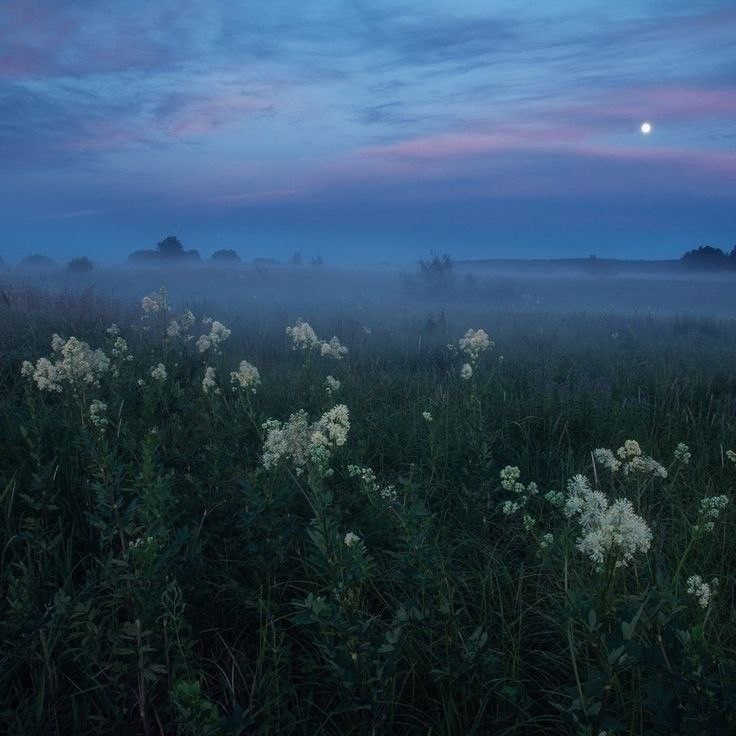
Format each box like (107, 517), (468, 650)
(1, 277), (735, 735)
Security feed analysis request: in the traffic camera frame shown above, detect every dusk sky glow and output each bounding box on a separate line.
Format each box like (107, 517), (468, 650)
(1, 0), (735, 263)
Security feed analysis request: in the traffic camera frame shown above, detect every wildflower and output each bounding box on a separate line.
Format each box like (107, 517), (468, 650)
(502, 500), (521, 516)
(141, 288), (168, 315)
(594, 448), (621, 472)
(166, 320), (181, 338)
(89, 400), (108, 429)
(202, 366), (218, 394)
(286, 319), (319, 350)
(230, 360), (260, 392)
(460, 363), (473, 380)
(22, 335), (109, 392)
(522, 514), (536, 531)
(686, 575), (716, 608)
(563, 475), (652, 568)
(624, 454), (667, 479)
(422, 411), (433, 422)
(262, 405), (350, 471)
(111, 336), (129, 358)
(674, 442), (691, 464)
(500, 466), (521, 491)
(726, 449), (736, 464)
(694, 495), (729, 533)
(325, 375), (340, 397)
(106, 323), (120, 337)
(349, 465), (397, 504)
(545, 490), (565, 507)
(617, 439), (642, 460)
(150, 363), (167, 382)
(458, 328), (493, 362)
(344, 532), (361, 548)
(540, 533), (554, 550)
(320, 336), (348, 360)
(197, 320), (231, 354)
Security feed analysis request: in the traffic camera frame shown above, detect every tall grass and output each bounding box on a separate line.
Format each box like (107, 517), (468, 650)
(1, 284), (734, 734)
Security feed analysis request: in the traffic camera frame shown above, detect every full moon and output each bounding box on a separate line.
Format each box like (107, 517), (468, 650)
(640, 121), (652, 134)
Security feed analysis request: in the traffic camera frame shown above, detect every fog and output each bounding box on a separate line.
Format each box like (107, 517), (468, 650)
(2, 259), (736, 325)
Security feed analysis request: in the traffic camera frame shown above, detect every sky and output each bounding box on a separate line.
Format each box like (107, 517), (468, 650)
(1, 0), (735, 265)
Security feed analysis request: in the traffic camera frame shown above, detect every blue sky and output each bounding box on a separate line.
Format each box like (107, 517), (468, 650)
(1, 0), (735, 264)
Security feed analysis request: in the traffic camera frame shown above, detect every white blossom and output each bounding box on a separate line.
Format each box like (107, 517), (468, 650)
(674, 442), (691, 464)
(230, 360), (261, 392)
(686, 575), (716, 608)
(150, 363), (167, 382)
(458, 328), (493, 362)
(202, 366), (218, 394)
(460, 363), (473, 380)
(344, 532), (361, 548)
(89, 400), (108, 429)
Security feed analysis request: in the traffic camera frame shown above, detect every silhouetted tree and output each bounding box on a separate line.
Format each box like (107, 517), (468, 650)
(310, 254), (324, 267)
(681, 245), (729, 269)
(418, 253), (455, 292)
(67, 256), (93, 273)
(21, 254), (56, 267)
(156, 235), (185, 259)
(290, 251), (303, 266)
(730, 244), (736, 263)
(211, 249), (241, 263)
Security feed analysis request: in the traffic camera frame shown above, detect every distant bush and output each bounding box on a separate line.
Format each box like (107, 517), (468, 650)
(681, 245), (731, 270)
(67, 256), (94, 273)
(419, 253), (455, 291)
(127, 235), (201, 265)
(21, 253), (56, 268)
(211, 249), (241, 263)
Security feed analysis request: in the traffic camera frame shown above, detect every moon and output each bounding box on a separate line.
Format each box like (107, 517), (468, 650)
(640, 121), (652, 135)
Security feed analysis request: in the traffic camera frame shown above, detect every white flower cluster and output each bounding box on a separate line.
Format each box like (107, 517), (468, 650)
(499, 466), (539, 516)
(202, 366), (218, 394)
(460, 363), (473, 380)
(563, 474), (652, 568)
(348, 464), (398, 503)
(593, 448), (621, 472)
(325, 375), (340, 397)
(286, 319), (319, 350)
(89, 400), (108, 430)
(286, 319), (348, 360)
(230, 360), (260, 392)
(262, 404), (350, 471)
(150, 363), (168, 382)
(344, 532), (361, 548)
(21, 334), (110, 392)
(594, 440), (667, 479)
(166, 309), (196, 339)
(320, 336), (349, 360)
(141, 288), (168, 315)
(726, 449), (736, 464)
(686, 574), (717, 608)
(458, 328), (493, 362)
(196, 321), (231, 354)
(694, 495), (729, 533)
(674, 442), (691, 464)
(422, 411), (433, 422)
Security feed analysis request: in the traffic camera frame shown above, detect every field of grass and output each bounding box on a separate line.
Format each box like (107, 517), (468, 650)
(1, 278), (735, 734)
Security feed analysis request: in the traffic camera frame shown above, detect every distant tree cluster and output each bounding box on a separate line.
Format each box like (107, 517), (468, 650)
(67, 256), (94, 273)
(210, 249), (241, 264)
(128, 236), (201, 264)
(681, 245), (736, 270)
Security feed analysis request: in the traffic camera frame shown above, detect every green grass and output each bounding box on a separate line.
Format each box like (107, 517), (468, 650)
(1, 283), (735, 735)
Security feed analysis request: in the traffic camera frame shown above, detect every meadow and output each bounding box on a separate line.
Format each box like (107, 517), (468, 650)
(1, 270), (735, 735)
